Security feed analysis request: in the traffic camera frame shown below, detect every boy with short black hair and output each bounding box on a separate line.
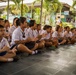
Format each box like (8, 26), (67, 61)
(27, 20), (45, 49)
(11, 17), (38, 55)
(0, 18), (4, 26)
(0, 25), (18, 62)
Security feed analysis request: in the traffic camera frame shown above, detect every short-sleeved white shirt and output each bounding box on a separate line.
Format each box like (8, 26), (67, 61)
(27, 28), (35, 38)
(24, 28), (29, 39)
(59, 32), (64, 38)
(52, 31), (64, 38)
(40, 30), (47, 35)
(64, 31), (72, 38)
(40, 30), (51, 40)
(9, 25), (16, 36)
(33, 30), (42, 38)
(33, 30), (38, 38)
(71, 32), (74, 37)
(0, 37), (10, 49)
(45, 33), (51, 39)
(11, 26), (27, 45)
(52, 31), (58, 38)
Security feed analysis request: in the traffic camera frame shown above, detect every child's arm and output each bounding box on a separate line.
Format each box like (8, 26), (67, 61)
(0, 46), (10, 53)
(37, 35), (42, 40)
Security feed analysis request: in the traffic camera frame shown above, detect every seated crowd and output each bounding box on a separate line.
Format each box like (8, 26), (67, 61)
(0, 17), (76, 62)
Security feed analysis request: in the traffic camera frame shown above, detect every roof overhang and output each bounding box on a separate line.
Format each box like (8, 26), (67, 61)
(0, 0), (13, 1)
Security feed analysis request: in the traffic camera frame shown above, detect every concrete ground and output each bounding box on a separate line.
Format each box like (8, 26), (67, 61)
(0, 44), (76, 75)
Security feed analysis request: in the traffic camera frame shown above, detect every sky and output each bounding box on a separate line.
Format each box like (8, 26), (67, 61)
(59, 0), (73, 6)
(23, 0), (73, 6)
(0, 0), (73, 6)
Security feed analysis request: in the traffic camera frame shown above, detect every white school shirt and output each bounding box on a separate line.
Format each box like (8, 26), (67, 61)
(33, 30), (42, 38)
(64, 31), (72, 38)
(45, 33), (51, 39)
(27, 28), (35, 38)
(11, 26), (27, 45)
(59, 32), (64, 38)
(33, 30), (38, 38)
(40, 30), (47, 40)
(40, 30), (47, 35)
(52, 31), (58, 38)
(52, 31), (64, 38)
(24, 28), (29, 39)
(40, 30), (51, 40)
(71, 32), (74, 37)
(9, 25), (16, 36)
(0, 37), (10, 49)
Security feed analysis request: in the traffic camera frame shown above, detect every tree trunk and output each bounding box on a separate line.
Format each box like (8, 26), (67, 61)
(44, 14), (46, 24)
(21, 0), (23, 17)
(7, 0), (9, 20)
(40, 0), (43, 24)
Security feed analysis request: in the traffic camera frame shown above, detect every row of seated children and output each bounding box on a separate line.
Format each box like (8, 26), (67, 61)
(0, 17), (76, 63)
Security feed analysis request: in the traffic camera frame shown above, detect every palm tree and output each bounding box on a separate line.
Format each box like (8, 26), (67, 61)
(72, 0), (76, 7)
(32, 0), (42, 23)
(33, 0), (62, 25)
(5, 0), (29, 16)
(12, 0), (21, 15)
(34, 8), (41, 23)
(43, 0), (62, 25)
(71, 0), (76, 19)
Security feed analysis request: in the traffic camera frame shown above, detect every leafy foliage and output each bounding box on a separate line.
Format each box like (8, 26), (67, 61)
(33, 0), (63, 25)
(72, 0), (76, 7)
(62, 22), (74, 28)
(5, 0), (29, 15)
(34, 8), (41, 23)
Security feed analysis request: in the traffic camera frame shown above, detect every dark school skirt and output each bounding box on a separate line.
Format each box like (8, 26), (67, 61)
(25, 41), (35, 49)
(10, 41), (35, 50)
(0, 51), (7, 56)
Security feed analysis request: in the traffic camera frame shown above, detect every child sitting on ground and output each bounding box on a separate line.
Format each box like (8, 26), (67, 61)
(0, 25), (18, 62)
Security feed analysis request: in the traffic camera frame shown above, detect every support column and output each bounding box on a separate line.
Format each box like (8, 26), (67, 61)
(21, 0), (23, 17)
(40, 0), (43, 24)
(7, 0), (9, 20)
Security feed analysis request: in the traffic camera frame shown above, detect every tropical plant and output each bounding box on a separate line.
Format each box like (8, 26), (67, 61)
(34, 8), (41, 23)
(11, 0), (21, 15)
(5, 0), (29, 16)
(33, 0), (63, 25)
(70, 0), (76, 18)
(0, 11), (3, 17)
(44, 0), (62, 24)
(72, 0), (76, 7)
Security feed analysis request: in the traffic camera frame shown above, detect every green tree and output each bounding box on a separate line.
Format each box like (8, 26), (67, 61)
(34, 8), (41, 23)
(72, 0), (76, 7)
(12, 0), (21, 15)
(33, 0), (62, 25)
(5, 0), (29, 16)
(44, 0), (62, 25)
(70, 0), (76, 18)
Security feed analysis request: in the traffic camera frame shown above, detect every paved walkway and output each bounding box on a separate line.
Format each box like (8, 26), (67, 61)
(0, 44), (76, 75)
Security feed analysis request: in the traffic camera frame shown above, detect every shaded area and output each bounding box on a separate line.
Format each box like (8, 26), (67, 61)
(0, 44), (76, 75)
